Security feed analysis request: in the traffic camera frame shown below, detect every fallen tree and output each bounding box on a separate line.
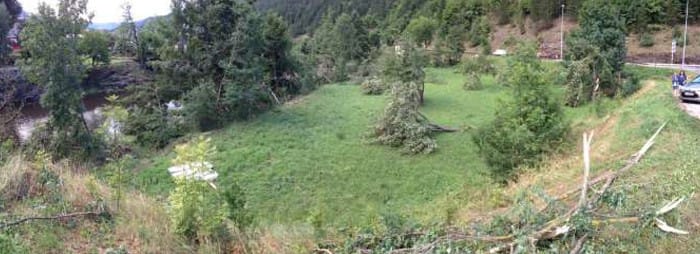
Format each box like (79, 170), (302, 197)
(370, 82), (456, 154)
(341, 122), (687, 253)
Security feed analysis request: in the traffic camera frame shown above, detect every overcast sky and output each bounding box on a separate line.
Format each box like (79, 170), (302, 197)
(18, 0), (172, 23)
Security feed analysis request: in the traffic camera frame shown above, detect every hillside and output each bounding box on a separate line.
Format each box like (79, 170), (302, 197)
(7, 1), (700, 253)
(490, 17), (700, 64)
(255, 0), (395, 35)
(4, 63), (700, 253)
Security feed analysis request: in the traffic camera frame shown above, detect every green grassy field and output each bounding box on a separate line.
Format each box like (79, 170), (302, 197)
(9, 61), (700, 253)
(131, 64), (687, 233)
(134, 67), (518, 227)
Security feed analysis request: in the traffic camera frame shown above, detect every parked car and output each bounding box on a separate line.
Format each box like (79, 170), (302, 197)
(680, 76), (700, 103)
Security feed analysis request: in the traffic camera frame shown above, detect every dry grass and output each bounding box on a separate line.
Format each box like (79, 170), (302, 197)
(1, 155), (321, 254)
(0, 155), (36, 203)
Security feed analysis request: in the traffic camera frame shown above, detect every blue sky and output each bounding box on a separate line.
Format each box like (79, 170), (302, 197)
(18, 0), (172, 23)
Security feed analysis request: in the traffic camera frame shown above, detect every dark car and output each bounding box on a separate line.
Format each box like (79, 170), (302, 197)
(680, 76), (700, 103)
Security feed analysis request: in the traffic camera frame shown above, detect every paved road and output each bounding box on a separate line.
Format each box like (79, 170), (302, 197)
(681, 101), (700, 119)
(636, 63), (700, 73)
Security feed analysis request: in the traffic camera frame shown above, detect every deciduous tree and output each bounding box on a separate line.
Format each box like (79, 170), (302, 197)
(19, 0), (101, 159)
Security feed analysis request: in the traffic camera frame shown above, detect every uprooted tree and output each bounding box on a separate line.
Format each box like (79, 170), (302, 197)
(334, 123), (688, 253)
(369, 44), (455, 154)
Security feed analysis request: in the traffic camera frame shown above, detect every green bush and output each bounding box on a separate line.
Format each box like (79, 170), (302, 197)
(361, 78), (387, 95)
(0, 233), (28, 254)
(123, 106), (183, 148)
(621, 71), (641, 97)
(463, 73), (483, 91)
(474, 44), (568, 182)
(461, 55), (495, 75)
(168, 137), (228, 241)
(222, 181), (253, 229)
(639, 33), (655, 48)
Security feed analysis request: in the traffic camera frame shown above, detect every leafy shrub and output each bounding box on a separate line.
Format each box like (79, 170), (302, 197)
(222, 181), (253, 229)
(0, 139), (12, 164)
(462, 55), (495, 75)
(168, 137), (228, 241)
(361, 78), (387, 95)
(123, 106), (183, 148)
(0, 233), (28, 254)
(370, 82), (437, 154)
(621, 71), (641, 97)
(474, 44), (568, 182)
(463, 73), (483, 91)
(639, 33), (655, 48)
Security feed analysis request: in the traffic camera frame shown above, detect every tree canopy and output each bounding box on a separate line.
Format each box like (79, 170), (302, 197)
(19, 0), (100, 159)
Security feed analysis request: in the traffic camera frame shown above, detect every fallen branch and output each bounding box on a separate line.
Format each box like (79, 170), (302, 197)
(590, 122), (667, 206)
(427, 123), (459, 133)
(569, 234), (588, 254)
(0, 211), (104, 230)
(344, 123), (684, 253)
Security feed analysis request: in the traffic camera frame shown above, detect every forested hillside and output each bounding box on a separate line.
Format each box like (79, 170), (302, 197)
(257, 0), (700, 36)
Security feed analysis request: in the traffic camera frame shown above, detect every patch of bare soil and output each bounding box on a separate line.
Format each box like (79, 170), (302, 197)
(488, 17), (700, 64)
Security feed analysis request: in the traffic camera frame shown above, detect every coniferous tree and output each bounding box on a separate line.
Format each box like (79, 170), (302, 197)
(475, 43), (567, 182)
(566, 0), (626, 102)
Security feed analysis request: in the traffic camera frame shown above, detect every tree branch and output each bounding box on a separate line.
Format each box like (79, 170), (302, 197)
(0, 211), (104, 230)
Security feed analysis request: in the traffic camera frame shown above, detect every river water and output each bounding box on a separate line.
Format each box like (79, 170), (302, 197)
(15, 93), (115, 143)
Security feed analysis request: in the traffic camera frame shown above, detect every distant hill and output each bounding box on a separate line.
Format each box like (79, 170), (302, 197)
(88, 16), (161, 32)
(255, 0), (395, 35)
(88, 22), (120, 31)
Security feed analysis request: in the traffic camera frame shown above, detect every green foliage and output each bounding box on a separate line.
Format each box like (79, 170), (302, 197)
(463, 73), (483, 91)
(168, 136), (228, 241)
(140, 0), (307, 132)
(474, 43), (568, 182)
(0, 139), (12, 164)
(371, 82), (437, 154)
(461, 55), (495, 76)
(0, 233), (28, 254)
(468, 15), (491, 48)
(123, 103), (183, 148)
(79, 30), (111, 67)
(621, 71), (641, 97)
(429, 34), (463, 67)
(222, 181), (252, 229)
(309, 12), (376, 82)
(137, 66), (561, 227)
(565, 0), (627, 105)
(361, 78), (387, 95)
(569, 0), (627, 74)
(19, 0), (102, 160)
(106, 156), (134, 212)
(380, 44), (426, 85)
(639, 33), (655, 48)
(404, 16), (437, 46)
(137, 16), (173, 63)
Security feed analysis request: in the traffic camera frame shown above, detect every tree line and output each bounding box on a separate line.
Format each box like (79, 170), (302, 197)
(258, 0), (700, 37)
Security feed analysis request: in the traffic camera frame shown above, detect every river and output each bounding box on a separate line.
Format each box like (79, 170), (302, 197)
(15, 93), (116, 143)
